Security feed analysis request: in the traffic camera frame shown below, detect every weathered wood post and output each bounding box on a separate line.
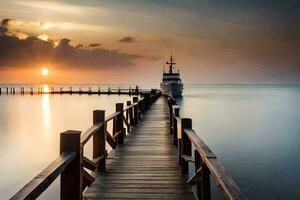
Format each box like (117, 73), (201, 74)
(126, 101), (130, 121)
(144, 93), (150, 110)
(194, 149), (211, 200)
(127, 101), (134, 125)
(98, 86), (101, 95)
(194, 150), (202, 199)
(60, 130), (82, 200)
(201, 161), (211, 200)
(115, 103), (124, 144)
(135, 86), (139, 95)
(93, 110), (106, 171)
(168, 98), (176, 134)
(172, 105), (180, 145)
(181, 118), (192, 174)
(0, 88), (2, 95)
(133, 97), (139, 124)
(30, 87), (33, 95)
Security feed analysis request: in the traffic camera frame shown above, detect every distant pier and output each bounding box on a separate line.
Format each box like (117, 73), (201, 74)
(0, 86), (155, 96)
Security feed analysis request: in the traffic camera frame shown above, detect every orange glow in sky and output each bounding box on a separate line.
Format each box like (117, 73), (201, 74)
(41, 68), (49, 76)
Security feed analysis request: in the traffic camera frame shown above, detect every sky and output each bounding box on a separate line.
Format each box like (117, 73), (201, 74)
(0, 0), (299, 84)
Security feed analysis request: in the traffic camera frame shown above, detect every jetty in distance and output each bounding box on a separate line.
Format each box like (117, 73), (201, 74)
(10, 90), (247, 200)
(0, 86), (152, 96)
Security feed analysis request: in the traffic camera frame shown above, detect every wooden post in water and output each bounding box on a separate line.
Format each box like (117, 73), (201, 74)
(93, 110), (106, 172)
(60, 130), (82, 200)
(172, 105), (180, 145)
(0, 88), (1, 95)
(181, 118), (192, 174)
(133, 97), (139, 125)
(115, 103), (124, 144)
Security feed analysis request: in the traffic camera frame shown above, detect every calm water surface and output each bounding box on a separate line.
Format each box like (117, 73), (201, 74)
(0, 87), (135, 199)
(178, 84), (300, 200)
(1, 84), (300, 199)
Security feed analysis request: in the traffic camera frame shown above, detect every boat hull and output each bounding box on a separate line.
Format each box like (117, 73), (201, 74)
(160, 83), (183, 97)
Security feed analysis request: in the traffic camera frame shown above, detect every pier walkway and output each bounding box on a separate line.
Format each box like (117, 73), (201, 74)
(11, 90), (246, 200)
(83, 97), (194, 199)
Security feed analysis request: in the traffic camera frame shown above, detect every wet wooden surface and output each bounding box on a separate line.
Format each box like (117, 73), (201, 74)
(83, 97), (195, 199)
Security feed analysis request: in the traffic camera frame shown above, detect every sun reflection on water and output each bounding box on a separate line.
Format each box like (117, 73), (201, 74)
(42, 87), (51, 133)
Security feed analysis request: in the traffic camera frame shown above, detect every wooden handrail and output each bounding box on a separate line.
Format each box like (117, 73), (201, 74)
(105, 111), (122, 122)
(80, 122), (104, 146)
(184, 128), (246, 200)
(11, 90), (162, 200)
(10, 151), (76, 200)
(169, 98), (247, 200)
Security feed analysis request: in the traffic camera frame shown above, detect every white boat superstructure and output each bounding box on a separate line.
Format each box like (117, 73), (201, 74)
(160, 55), (183, 97)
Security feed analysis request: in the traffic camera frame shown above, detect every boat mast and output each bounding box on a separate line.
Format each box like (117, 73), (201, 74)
(166, 55), (176, 74)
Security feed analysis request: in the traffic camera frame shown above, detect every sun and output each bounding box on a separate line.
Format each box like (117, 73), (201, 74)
(41, 68), (49, 76)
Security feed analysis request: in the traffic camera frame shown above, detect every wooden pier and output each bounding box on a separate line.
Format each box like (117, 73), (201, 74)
(10, 91), (247, 200)
(0, 86), (154, 96)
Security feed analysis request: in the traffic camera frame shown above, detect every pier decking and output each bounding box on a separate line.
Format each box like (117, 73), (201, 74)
(83, 97), (194, 199)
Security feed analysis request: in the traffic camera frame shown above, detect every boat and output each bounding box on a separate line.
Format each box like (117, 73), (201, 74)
(160, 55), (183, 97)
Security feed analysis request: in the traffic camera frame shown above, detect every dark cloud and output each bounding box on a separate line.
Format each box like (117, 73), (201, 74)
(0, 19), (142, 69)
(88, 43), (101, 48)
(0, 18), (14, 35)
(118, 36), (136, 43)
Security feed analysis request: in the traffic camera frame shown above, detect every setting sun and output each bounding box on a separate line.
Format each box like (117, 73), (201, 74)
(41, 68), (49, 76)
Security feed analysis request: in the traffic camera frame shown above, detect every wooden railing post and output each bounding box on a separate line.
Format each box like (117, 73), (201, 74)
(60, 130), (82, 200)
(168, 98), (176, 134)
(133, 97), (138, 124)
(93, 110), (106, 171)
(172, 105), (180, 145)
(195, 149), (211, 200)
(144, 93), (150, 109)
(127, 101), (134, 125)
(181, 118), (192, 174)
(194, 150), (202, 199)
(116, 103), (124, 144)
(201, 163), (211, 200)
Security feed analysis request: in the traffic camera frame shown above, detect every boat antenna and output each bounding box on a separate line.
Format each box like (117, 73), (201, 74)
(166, 53), (176, 74)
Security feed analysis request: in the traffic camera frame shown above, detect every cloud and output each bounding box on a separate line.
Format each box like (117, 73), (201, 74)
(0, 18), (14, 35)
(88, 43), (102, 48)
(119, 36), (136, 43)
(0, 19), (142, 70)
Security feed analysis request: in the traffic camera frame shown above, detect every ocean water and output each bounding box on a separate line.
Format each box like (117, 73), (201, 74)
(0, 85), (138, 199)
(0, 84), (300, 199)
(177, 84), (300, 200)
